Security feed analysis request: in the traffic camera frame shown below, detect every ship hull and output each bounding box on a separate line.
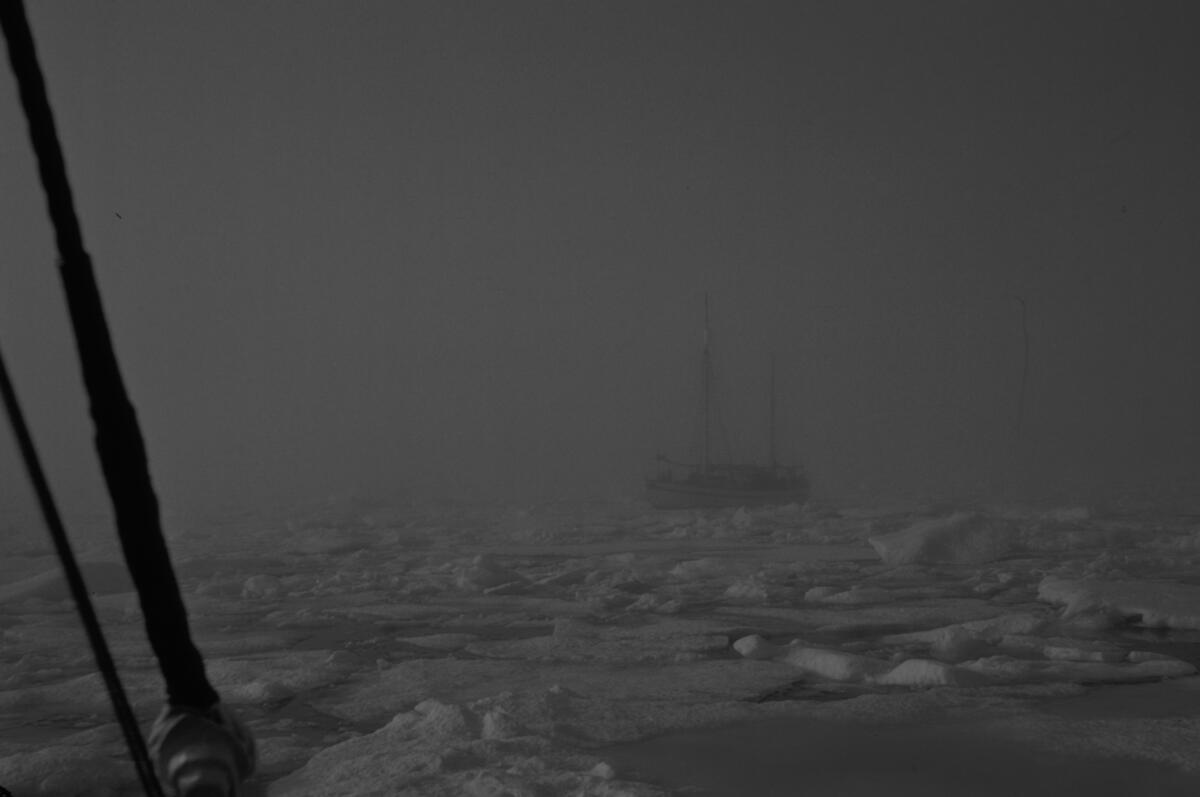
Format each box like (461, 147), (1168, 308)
(644, 479), (808, 510)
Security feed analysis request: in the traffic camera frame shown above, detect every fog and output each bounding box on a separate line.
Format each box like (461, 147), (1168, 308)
(2, 1), (1199, 519)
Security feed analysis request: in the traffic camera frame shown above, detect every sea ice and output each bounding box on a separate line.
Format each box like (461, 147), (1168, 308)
(732, 634), (777, 660)
(206, 650), (357, 706)
(927, 625), (994, 661)
(668, 558), (727, 580)
(868, 512), (1018, 566)
(779, 643), (891, 681)
(1040, 637), (1127, 663)
(1036, 655), (1190, 682)
(284, 528), (376, 556)
(733, 634), (996, 687)
(456, 555), (527, 591)
(724, 576), (770, 602)
(0, 747), (129, 797)
(270, 695), (667, 796)
(1044, 506), (1092, 524)
(880, 612), (1052, 652)
(818, 586), (895, 605)
(1039, 577), (1200, 630)
(959, 612), (1053, 638)
(803, 585), (841, 601)
(869, 657), (988, 687)
(11, 497), (1200, 794)
(242, 574), (284, 599)
(0, 560), (132, 605)
(310, 657), (796, 731)
(402, 632), (480, 651)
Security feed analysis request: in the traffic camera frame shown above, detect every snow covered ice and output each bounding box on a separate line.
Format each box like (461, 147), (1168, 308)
(4, 499), (1200, 795)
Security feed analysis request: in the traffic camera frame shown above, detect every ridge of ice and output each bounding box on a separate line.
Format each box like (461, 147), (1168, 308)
(1039, 576), (1200, 630)
(868, 513), (1018, 566)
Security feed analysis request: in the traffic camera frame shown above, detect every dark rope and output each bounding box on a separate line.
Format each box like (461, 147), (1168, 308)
(0, 348), (163, 796)
(0, 0), (218, 710)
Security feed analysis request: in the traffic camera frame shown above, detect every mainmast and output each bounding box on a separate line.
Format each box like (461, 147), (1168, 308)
(768, 353), (776, 468)
(702, 293), (711, 474)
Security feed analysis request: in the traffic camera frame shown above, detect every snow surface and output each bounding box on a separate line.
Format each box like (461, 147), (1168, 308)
(2, 499), (1200, 794)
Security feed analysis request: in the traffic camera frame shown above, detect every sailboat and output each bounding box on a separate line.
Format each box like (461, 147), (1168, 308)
(644, 297), (810, 510)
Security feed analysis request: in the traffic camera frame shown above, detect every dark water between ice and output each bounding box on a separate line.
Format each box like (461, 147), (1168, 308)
(606, 714), (1200, 797)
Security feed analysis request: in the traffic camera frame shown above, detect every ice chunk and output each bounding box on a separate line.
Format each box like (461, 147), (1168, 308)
(457, 555), (526, 591)
(870, 658), (989, 687)
(1041, 637), (1126, 663)
(724, 576), (769, 602)
(819, 586), (894, 605)
(206, 651), (349, 706)
(732, 634), (778, 660)
(480, 706), (523, 739)
(412, 698), (475, 737)
(929, 625), (993, 661)
(804, 586), (840, 602)
(780, 643), (891, 682)
(868, 513), (1017, 566)
(731, 507), (753, 530)
(654, 597), (685, 614)
(669, 558), (725, 580)
(241, 573), (282, 598)
(1039, 577), (1200, 630)
(270, 710), (452, 795)
(590, 761), (617, 780)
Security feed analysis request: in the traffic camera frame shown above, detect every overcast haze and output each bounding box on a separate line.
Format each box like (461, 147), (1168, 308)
(2, 1), (1199, 517)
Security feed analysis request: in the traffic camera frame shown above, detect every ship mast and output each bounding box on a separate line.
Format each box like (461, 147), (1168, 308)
(768, 353), (776, 468)
(702, 293), (711, 475)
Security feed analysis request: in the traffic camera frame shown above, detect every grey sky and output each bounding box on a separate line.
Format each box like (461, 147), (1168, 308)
(2, 1), (1198, 514)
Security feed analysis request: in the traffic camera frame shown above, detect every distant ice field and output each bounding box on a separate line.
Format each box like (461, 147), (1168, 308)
(3, 498), (1200, 795)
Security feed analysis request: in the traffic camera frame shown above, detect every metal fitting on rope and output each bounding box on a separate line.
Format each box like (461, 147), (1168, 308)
(148, 703), (256, 797)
